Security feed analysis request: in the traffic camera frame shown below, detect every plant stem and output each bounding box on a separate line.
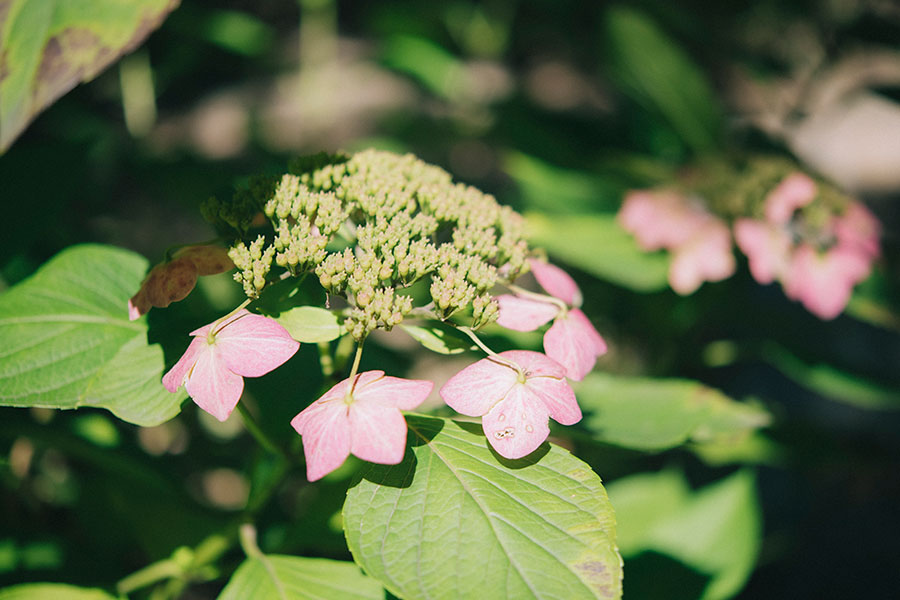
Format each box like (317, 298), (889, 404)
(507, 284), (568, 312)
(237, 401), (283, 457)
(346, 339), (366, 398)
(456, 326), (525, 378)
(317, 341), (335, 376)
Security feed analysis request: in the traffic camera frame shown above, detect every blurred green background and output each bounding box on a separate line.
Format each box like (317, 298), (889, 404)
(2, 1), (899, 598)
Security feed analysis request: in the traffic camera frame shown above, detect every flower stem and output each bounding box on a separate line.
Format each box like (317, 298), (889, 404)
(507, 284), (568, 312)
(457, 326), (525, 378)
(236, 401), (283, 457)
(346, 339), (366, 399)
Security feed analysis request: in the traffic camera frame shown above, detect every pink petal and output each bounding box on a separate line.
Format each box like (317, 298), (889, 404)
(355, 375), (433, 411)
(764, 173), (816, 225)
(440, 356), (518, 417)
(783, 244), (870, 320)
(211, 310), (300, 377)
(543, 313), (603, 381)
(529, 259), (582, 307)
(618, 190), (710, 250)
(183, 345), (245, 421)
(499, 350), (569, 379)
(349, 404), (409, 465)
(162, 336), (207, 393)
(128, 293), (149, 321)
(734, 219), (791, 285)
(834, 202), (881, 260)
(495, 294), (559, 331)
(526, 373), (581, 426)
(291, 398), (352, 481)
(668, 221), (735, 295)
(482, 385), (551, 459)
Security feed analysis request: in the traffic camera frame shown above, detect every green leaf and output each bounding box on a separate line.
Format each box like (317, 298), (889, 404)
(274, 306), (342, 343)
(608, 470), (761, 600)
(526, 212), (669, 292)
(218, 555), (384, 600)
(0, 244), (184, 426)
(0, 0), (180, 153)
(764, 344), (900, 411)
(343, 415), (622, 600)
(604, 6), (722, 153)
(399, 323), (475, 355)
(0, 583), (115, 600)
(576, 373), (770, 451)
(503, 152), (623, 214)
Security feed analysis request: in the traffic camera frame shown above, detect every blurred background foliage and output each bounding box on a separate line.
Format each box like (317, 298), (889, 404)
(2, 0), (899, 598)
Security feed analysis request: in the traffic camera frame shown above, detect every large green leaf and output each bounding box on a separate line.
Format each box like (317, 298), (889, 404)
(0, 244), (184, 426)
(608, 470), (761, 600)
(218, 554), (384, 600)
(0, 0), (180, 153)
(343, 415), (622, 600)
(604, 7), (722, 153)
(576, 373), (770, 451)
(504, 152), (623, 214)
(526, 212), (670, 292)
(0, 583), (115, 600)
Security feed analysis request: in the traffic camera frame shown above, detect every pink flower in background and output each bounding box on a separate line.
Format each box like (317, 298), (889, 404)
(669, 219), (736, 295)
(783, 244), (872, 320)
(764, 172), (816, 225)
(440, 350), (580, 459)
(495, 259), (607, 380)
(733, 219), (793, 284)
(129, 245), (234, 320)
(619, 190), (735, 295)
(163, 309), (299, 421)
(291, 371), (432, 481)
(732, 172), (881, 320)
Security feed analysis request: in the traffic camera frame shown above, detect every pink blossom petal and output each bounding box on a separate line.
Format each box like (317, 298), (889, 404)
(212, 310), (299, 377)
(291, 398), (352, 482)
(529, 259), (582, 307)
(619, 190), (710, 250)
(495, 294), (559, 331)
(668, 221), (735, 295)
(440, 357), (518, 417)
(128, 293), (149, 321)
(834, 201), (881, 260)
(499, 350), (569, 379)
(183, 346), (245, 421)
(783, 244), (871, 320)
(525, 373), (581, 425)
(162, 336), (207, 393)
(734, 219), (792, 285)
(764, 173), (816, 225)
(355, 375), (433, 410)
(481, 385), (551, 459)
(543, 313), (603, 381)
(349, 403), (409, 465)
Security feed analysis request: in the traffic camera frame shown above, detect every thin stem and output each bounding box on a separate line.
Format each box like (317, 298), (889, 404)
(507, 284), (567, 313)
(317, 341), (335, 377)
(239, 523), (264, 560)
(117, 558), (181, 595)
(345, 339), (366, 399)
(236, 401), (283, 457)
(456, 326), (525, 378)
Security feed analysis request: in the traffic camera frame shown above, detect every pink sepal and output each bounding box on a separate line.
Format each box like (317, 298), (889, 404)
(495, 294), (559, 332)
(543, 309), (606, 381)
(529, 259), (582, 307)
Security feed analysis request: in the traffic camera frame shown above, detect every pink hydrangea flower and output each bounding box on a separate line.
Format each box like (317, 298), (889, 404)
(163, 309), (299, 421)
(495, 259), (607, 381)
(782, 244), (872, 320)
(291, 371), (432, 481)
(834, 201), (881, 260)
(618, 190), (735, 295)
(733, 218), (793, 284)
(440, 350), (581, 459)
(668, 219), (736, 295)
(764, 172), (816, 225)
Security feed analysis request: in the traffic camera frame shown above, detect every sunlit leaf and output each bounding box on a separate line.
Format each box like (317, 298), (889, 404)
(0, 583), (115, 600)
(218, 554), (384, 600)
(504, 152), (622, 214)
(526, 212), (669, 292)
(399, 323), (474, 355)
(0, 0), (180, 153)
(608, 470), (761, 600)
(576, 373), (770, 451)
(0, 244), (184, 426)
(274, 306), (342, 343)
(604, 6), (722, 153)
(343, 415), (622, 600)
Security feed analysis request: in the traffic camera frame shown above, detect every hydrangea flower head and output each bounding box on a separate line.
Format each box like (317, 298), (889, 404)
(291, 371), (432, 481)
(496, 259), (607, 380)
(162, 309), (299, 421)
(440, 350), (580, 459)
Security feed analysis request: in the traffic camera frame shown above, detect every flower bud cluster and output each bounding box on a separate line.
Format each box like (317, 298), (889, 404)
(227, 149), (533, 337)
